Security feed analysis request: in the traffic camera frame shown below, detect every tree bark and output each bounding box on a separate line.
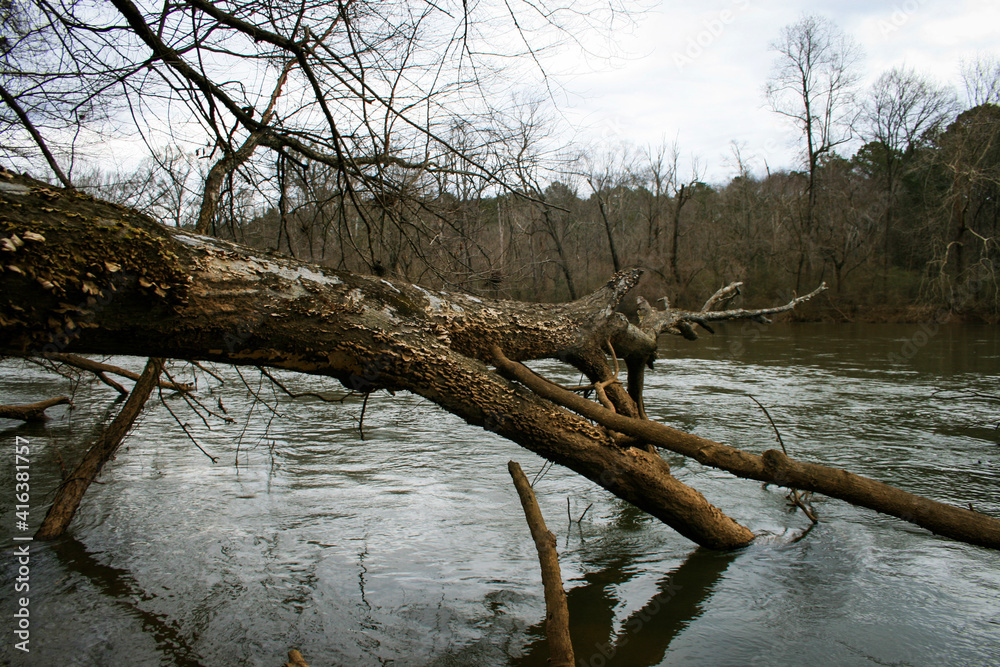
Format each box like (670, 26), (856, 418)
(0, 168), (758, 550)
(0, 396), (71, 421)
(35, 358), (163, 539)
(508, 461), (574, 667)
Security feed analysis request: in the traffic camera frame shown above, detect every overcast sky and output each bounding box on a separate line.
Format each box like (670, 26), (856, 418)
(543, 0), (1000, 183)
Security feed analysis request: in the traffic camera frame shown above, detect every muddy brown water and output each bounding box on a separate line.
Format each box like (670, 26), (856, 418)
(2, 323), (999, 666)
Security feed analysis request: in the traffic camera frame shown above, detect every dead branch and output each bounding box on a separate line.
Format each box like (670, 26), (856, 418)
(35, 358), (163, 540)
(191, 361), (227, 384)
(47, 353), (191, 392)
(258, 367), (353, 403)
(0, 396), (71, 421)
(656, 282), (828, 339)
(613, 283), (828, 424)
(701, 282), (743, 312)
(508, 461), (574, 667)
(492, 347), (1000, 549)
(157, 383), (219, 463)
(749, 395), (819, 524)
(162, 366), (234, 425)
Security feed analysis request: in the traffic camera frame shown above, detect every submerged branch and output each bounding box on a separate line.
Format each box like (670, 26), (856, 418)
(508, 461), (574, 667)
(35, 358), (163, 539)
(492, 348), (1000, 550)
(0, 396), (71, 421)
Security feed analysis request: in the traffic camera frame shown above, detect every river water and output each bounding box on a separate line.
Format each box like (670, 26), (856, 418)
(1, 324), (999, 666)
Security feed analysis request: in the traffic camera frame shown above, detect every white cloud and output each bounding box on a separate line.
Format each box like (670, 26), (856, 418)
(542, 0), (1000, 181)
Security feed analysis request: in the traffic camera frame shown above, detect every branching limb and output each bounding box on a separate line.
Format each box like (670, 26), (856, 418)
(162, 367), (234, 425)
(157, 384), (219, 463)
(492, 347), (1000, 549)
(655, 282), (829, 340)
(613, 283), (827, 424)
(46, 353), (192, 392)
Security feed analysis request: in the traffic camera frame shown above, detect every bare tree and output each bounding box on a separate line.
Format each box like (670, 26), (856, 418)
(925, 103), (1000, 309)
(584, 146), (640, 274)
(765, 14), (863, 232)
(961, 53), (1000, 107)
(2, 0), (626, 284)
(858, 66), (958, 289)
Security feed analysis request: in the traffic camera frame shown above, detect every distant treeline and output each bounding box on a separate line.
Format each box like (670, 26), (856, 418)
(184, 102), (996, 321)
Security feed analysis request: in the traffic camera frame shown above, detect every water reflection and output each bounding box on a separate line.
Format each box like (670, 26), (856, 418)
(50, 537), (205, 665)
(516, 546), (736, 667)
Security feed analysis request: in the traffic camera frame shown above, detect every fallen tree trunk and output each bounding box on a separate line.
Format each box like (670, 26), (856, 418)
(0, 396), (71, 421)
(1, 168), (995, 551)
(0, 168), (759, 550)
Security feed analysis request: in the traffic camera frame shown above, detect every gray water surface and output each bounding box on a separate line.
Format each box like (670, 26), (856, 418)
(2, 323), (999, 666)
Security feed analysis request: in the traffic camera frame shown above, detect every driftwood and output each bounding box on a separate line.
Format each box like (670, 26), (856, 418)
(508, 461), (574, 667)
(0, 396), (70, 421)
(491, 347), (1000, 549)
(35, 358), (163, 539)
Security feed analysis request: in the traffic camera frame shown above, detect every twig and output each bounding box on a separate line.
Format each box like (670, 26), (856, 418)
(750, 395), (817, 523)
(157, 385), (219, 463)
(258, 366), (353, 402)
(749, 395), (787, 455)
(234, 367), (283, 419)
(191, 360), (226, 384)
(163, 367), (234, 425)
(531, 460), (553, 487)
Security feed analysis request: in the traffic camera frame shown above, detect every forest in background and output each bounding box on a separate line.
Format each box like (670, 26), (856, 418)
(83, 100), (1000, 321)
